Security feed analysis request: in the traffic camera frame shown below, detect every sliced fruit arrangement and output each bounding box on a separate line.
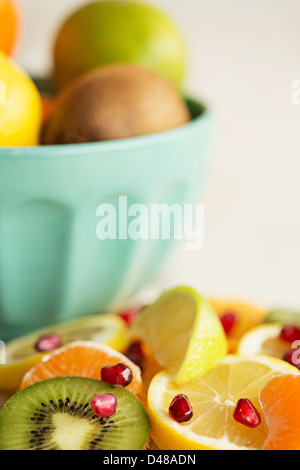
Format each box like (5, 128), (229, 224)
(0, 377), (149, 450)
(147, 355), (299, 450)
(0, 314), (129, 392)
(1, 287), (300, 451)
(20, 341), (142, 397)
(131, 287), (228, 384)
(209, 299), (266, 353)
(260, 374), (300, 450)
(238, 323), (300, 368)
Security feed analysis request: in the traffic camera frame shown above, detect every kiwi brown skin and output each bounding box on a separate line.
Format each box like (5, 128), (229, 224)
(0, 377), (150, 450)
(42, 64), (191, 145)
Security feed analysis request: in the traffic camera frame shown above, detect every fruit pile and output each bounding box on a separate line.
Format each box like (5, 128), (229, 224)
(0, 0), (191, 147)
(1, 286), (300, 450)
(1, 0), (300, 451)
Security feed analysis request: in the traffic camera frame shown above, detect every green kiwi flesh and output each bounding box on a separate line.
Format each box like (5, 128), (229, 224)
(266, 309), (300, 326)
(0, 377), (149, 450)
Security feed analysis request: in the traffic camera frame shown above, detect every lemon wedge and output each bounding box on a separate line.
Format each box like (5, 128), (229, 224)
(131, 287), (228, 384)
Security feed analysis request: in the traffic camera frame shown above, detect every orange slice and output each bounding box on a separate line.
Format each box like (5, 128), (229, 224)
(210, 300), (266, 352)
(19, 341), (142, 396)
(260, 374), (300, 450)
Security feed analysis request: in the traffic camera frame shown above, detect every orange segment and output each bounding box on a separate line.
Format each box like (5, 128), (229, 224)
(210, 300), (266, 352)
(20, 341), (142, 397)
(260, 374), (300, 450)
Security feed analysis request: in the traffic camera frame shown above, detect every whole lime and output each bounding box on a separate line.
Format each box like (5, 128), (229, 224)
(53, 1), (186, 90)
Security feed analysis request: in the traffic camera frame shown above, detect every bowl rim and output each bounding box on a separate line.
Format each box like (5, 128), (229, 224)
(0, 97), (211, 160)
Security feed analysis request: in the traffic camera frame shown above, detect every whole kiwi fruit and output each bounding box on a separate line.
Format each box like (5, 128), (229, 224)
(42, 64), (191, 144)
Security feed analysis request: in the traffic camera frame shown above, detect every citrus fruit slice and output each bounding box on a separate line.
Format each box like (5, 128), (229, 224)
(53, 0), (186, 90)
(0, 314), (129, 392)
(147, 355), (299, 450)
(260, 374), (300, 450)
(19, 341), (142, 397)
(131, 287), (228, 384)
(0, 0), (20, 55)
(237, 323), (293, 361)
(0, 51), (42, 146)
(209, 299), (266, 353)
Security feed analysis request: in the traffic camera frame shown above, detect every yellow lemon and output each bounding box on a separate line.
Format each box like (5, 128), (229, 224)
(148, 355), (299, 450)
(0, 51), (41, 146)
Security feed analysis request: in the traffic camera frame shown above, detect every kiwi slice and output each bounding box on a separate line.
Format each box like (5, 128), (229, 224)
(266, 309), (300, 326)
(0, 377), (149, 450)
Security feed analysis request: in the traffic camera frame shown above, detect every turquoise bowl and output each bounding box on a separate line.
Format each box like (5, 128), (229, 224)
(0, 99), (212, 340)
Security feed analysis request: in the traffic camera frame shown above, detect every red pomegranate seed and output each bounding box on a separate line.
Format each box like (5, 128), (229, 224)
(91, 394), (117, 418)
(35, 334), (62, 353)
(101, 363), (133, 387)
(126, 342), (145, 371)
(220, 312), (237, 336)
(118, 305), (145, 325)
(283, 349), (300, 369)
(280, 325), (300, 343)
(169, 394), (193, 423)
(233, 398), (261, 428)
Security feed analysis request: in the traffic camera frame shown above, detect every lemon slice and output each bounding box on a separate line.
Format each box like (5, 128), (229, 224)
(148, 355), (299, 450)
(237, 323), (291, 360)
(131, 287), (228, 384)
(0, 314), (129, 392)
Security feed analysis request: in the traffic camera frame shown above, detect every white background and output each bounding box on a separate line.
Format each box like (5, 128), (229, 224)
(16, 0), (300, 310)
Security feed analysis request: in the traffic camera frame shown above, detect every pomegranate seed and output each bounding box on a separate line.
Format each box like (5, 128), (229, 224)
(220, 311), (238, 336)
(280, 325), (300, 343)
(35, 334), (62, 352)
(283, 349), (300, 369)
(169, 394), (193, 423)
(233, 398), (261, 428)
(91, 394), (117, 418)
(118, 305), (145, 325)
(101, 363), (133, 387)
(126, 342), (145, 371)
